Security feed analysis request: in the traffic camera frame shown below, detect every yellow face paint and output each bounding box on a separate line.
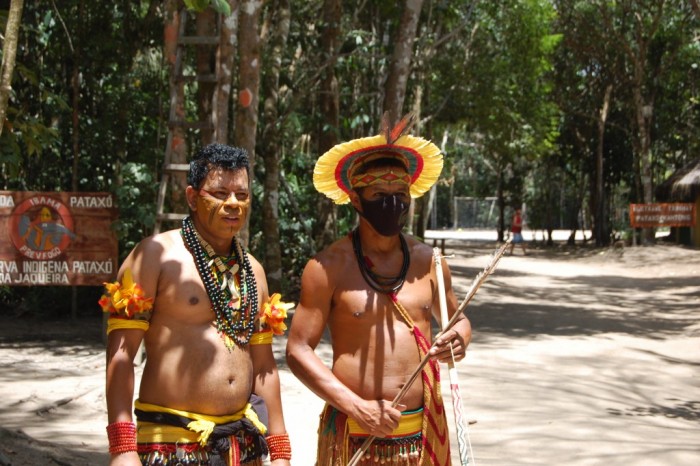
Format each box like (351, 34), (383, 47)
(194, 168), (250, 236)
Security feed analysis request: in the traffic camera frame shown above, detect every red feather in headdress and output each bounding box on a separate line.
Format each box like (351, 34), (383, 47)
(382, 111), (416, 145)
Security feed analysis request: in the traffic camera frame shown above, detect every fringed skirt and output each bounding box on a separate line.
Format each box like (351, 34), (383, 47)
(316, 404), (426, 466)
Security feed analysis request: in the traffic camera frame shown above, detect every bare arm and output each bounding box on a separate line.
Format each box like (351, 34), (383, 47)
(105, 239), (161, 465)
(285, 257), (402, 437)
(429, 256), (472, 363)
(249, 257), (290, 466)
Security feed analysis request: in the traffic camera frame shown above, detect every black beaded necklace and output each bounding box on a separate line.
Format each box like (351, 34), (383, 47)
(181, 216), (258, 347)
(352, 228), (410, 294)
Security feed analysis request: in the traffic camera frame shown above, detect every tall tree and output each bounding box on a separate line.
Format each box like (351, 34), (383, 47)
(382, 0), (424, 234)
(234, 0), (262, 164)
(69, 0), (83, 193)
(313, 0), (342, 250)
(383, 0), (424, 123)
(260, 0), (290, 293)
(195, 7), (218, 145)
(234, 0), (263, 245)
(164, 0), (189, 212)
(0, 0), (23, 137)
(554, 0), (696, 244)
(214, 0), (238, 142)
(461, 0), (560, 240)
(411, 0), (479, 237)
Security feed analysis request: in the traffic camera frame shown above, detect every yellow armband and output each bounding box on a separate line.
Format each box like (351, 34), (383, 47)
(98, 268), (154, 321)
(249, 330), (273, 345)
(107, 317), (150, 334)
(259, 293), (294, 336)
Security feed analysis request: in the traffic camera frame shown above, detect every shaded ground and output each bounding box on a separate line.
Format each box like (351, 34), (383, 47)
(1, 236), (699, 465)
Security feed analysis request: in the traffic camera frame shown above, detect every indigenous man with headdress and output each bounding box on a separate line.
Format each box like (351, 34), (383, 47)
(286, 115), (472, 465)
(102, 144), (292, 466)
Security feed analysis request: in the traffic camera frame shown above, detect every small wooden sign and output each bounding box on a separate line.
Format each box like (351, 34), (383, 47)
(629, 203), (696, 228)
(0, 191), (118, 286)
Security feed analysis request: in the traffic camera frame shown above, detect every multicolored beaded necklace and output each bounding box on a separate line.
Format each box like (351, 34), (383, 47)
(181, 216), (258, 347)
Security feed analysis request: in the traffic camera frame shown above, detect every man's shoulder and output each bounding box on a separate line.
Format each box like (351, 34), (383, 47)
(128, 229), (184, 260)
(404, 233), (432, 255)
(143, 228), (182, 249)
(308, 235), (354, 270)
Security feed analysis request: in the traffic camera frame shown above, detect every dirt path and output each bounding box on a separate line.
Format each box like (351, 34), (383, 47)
(1, 239), (698, 465)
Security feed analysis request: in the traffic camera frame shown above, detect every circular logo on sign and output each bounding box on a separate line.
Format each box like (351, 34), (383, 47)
(9, 196), (76, 260)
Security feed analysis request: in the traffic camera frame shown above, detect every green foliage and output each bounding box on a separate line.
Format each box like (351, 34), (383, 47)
(112, 163), (157, 258)
(425, 0), (560, 234)
(184, 0), (231, 17)
(2, 0), (699, 316)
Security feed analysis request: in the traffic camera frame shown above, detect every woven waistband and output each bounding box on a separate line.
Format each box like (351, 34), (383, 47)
(347, 409), (423, 437)
(134, 398), (267, 446)
(137, 421), (203, 444)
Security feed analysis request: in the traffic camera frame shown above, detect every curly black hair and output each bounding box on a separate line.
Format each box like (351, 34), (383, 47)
(187, 143), (250, 189)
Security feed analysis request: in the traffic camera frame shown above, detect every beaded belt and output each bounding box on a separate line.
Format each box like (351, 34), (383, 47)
(348, 434), (422, 465)
(138, 443), (210, 465)
(346, 409), (423, 465)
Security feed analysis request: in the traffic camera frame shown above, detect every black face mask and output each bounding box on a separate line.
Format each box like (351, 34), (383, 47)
(357, 194), (410, 236)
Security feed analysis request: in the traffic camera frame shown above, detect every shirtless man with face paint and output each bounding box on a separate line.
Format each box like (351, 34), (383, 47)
(286, 119), (472, 465)
(103, 144), (291, 466)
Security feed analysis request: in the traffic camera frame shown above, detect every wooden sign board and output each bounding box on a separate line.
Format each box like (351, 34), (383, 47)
(0, 191), (118, 286)
(629, 203), (696, 228)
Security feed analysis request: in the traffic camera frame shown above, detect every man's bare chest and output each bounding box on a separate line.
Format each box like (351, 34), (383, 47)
(333, 271), (434, 323)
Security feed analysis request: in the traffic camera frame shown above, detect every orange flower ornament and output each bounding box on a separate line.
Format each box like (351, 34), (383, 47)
(99, 268), (154, 318)
(260, 293), (294, 335)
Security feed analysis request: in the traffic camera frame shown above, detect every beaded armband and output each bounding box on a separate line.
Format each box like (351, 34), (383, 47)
(99, 268), (154, 334)
(106, 421), (137, 455)
(259, 293), (294, 336)
(266, 433), (292, 461)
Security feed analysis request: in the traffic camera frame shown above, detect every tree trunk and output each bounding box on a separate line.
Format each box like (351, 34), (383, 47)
(235, 0), (263, 246)
(196, 8), (218, 145)
(260, 0), (290, 293)
(235, 0), (262, 165)
(633, 82), (655, 243)
(213, 1), (238, 143)
(383, 0), (424, 123)
(69, 0), (84, 321)
(383, 0), (424, 237)
(594, 84), (612, 247)
(164, 0), (189, 211)
(0, 0), (24, 137)
(70, 0), (83, 194)
(313, 0), (342, 250)
(690, 0), (700, 20)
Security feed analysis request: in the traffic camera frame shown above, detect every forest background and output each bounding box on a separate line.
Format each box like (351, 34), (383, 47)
(0, 0), (699, 318)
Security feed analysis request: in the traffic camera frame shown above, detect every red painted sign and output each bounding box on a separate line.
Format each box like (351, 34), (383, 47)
(0, 191), (118, 286)
(629, 203), (695, 228)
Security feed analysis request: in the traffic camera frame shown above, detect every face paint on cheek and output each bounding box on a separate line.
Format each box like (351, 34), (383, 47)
(208, 206), (218, 226)
(197, 195), (223, 226)
(237, 199), (251, 221)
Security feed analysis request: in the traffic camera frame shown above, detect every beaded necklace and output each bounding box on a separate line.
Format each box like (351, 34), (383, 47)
(352, 228), (410, 294)
(181, 216), (258, 347)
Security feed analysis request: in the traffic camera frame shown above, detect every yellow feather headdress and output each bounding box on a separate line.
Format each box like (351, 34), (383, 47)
(313, 113), (443, 205)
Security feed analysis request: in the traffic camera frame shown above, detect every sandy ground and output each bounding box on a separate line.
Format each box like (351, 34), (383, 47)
(1, 232), (699, 466)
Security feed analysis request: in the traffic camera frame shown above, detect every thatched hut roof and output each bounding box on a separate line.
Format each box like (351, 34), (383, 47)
(655, 158), (700, 202)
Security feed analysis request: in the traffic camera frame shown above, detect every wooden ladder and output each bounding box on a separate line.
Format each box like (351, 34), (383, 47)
(153, 8), (221, 235)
